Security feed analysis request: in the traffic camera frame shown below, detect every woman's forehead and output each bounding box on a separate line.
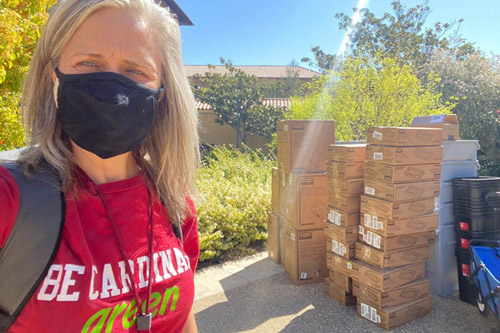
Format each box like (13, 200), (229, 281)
(62, 8), (160, 69)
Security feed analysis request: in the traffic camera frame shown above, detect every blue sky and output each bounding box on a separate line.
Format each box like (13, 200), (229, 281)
(177, 0), (500, 67)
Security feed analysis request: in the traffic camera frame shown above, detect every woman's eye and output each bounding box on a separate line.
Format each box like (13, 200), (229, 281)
(80, 61), (97, 67)
(128, 69), (146, 76)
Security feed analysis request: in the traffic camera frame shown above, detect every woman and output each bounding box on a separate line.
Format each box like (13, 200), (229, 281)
(0, 0), (200, 332)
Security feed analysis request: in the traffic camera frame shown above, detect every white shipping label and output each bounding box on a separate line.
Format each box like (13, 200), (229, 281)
(373, 152), (383, 160)
(329, 210), (341, 226)
(291, 233), (295, 241)
(283, 124), (289, 131)
(300, 272), (307, 279)
(361, 303), (381, 323)
(332, 240), (346, 256)
(359, 225), (365, 234)
(365, 186), (375, 195)
(376, 221), (384, 230)
(371, 232), (382, 249)
(346, 261), (352, 270)
(373, 131), (383, 140)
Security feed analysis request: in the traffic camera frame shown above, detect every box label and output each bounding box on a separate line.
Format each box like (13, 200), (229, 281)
(361, 303), (381, 323)
(460, 222), (469, 231)
(291, 233), (296, 241)
(365, 186), (375, 195)
(283, 124), (289, 131)
(461, 238), (469, 249)
(332, 240), (346, 256)
(364, 213), (383, 230)
(300, 272), (307, 279)
(359, 225), (382, 249)
(347, 261), (352, 270)
(462, 263), (470, 278)
(328, 209), (342, 226)
(373, 131), (383, 140)
(373, 152), (383, 160)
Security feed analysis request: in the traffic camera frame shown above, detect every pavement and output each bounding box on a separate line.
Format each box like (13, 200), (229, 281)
(193, 252), (499, 333)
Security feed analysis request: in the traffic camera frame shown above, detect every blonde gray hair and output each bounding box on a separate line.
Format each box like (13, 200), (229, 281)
(19, 0), (199, 223)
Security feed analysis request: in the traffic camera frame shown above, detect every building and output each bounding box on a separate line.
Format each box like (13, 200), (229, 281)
(186, 65), (320, 151)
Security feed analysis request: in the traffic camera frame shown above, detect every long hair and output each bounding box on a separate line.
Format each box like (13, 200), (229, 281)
(19, 0), (200, 223)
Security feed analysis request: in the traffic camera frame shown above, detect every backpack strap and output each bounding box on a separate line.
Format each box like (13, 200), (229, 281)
(0, 160), (64, 332)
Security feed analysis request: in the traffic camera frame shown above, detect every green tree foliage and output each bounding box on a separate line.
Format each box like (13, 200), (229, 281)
(289, 55), (455, 141)
(196, 145), (273, 263)
(193, 59), (286, 148)
(303, 0), (474, 73)
(0, 0), (55, 150)
(423, 51), (500, 172)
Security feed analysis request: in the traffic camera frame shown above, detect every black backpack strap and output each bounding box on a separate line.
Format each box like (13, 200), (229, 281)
(0, 160), (64, 332)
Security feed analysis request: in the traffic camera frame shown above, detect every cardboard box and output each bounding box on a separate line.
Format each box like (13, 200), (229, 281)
(329, 269), (352, 291)
(357, 296), (432, 330)
(360, 195), (435, 220)
(326, 237), (355, 259)
(357, 226), (435, 252)
(280, 225), (326, 285)
(353, 279), (430, 309)
(328, 178), (364, 196)
(279, 172), (287, 220)
(364, 179), (440, 203)
(325, 277), (357, 306)
(365, 145), (443, 165)
(328, 193), (361, 212)
(277, 120), (335, 173)
(361, 213), (438, 236)
(367, 127), (443, 146)
(326, 252), (359, 278)
(411, 114), (459, 141)
(267, 212), (281, 264)
(283, 173), (328, 230)
(271, 168), (280, 215)
(364, 162), (441, 183)
(326, 207), (360, 228)
(324, 221), (358, 243)
(328, 143), (366, 163)
(327, 161), (364, 179)
(354, 241), (431, 269)
(351, 261), (425, 291)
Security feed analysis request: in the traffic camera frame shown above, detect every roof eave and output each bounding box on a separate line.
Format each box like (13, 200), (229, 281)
(161, 0), (194, 26)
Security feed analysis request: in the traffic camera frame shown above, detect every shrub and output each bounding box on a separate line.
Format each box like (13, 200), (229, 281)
(196, 145), (274, 263)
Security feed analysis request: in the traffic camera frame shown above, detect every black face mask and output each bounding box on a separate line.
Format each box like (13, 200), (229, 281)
(54, 68), (164, 159)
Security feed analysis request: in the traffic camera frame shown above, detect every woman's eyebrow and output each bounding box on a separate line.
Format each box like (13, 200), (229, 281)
(123, 59), (157, 72)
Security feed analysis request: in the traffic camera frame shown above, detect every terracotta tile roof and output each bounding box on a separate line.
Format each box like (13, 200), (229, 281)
(196, 98), (291, 111)
(185, 65), (320, 79)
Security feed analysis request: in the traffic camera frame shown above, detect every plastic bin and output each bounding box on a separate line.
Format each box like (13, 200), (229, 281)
(426, 225), (457, 296)
(453, 177), (500, 200)
(442, 140), (479, 161)
(455, 229), (500, 251)
(437, 202), (454, 227)
(441, 160), (479, 182)
(456, 247), (477, 306)
(456, 212), (496, 233)
(439, 181), (453, 204)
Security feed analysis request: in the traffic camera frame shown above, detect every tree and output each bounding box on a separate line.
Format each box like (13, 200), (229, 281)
(302, 0), (473, 73)
(193, 59), (286, 148)
(289, 55), (455, 141)
(423, 51), (500, 171)
(0, 0), (55, 151)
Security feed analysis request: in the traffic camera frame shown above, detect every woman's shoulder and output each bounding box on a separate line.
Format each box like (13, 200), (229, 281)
(0, 165), (20, 247)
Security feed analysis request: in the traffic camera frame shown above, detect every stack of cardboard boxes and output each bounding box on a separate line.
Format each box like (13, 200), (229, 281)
(324, 143), (366, 305)
(352, 126), (443, 330)
(268, 120), (335, 285)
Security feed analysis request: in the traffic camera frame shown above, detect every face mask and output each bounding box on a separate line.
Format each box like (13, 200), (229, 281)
(54, 68), (164, 159)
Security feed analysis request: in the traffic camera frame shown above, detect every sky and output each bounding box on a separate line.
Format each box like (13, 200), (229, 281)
(176, 0), (500, 68)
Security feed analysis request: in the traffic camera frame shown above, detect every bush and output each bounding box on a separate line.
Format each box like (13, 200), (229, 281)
(196, 145), (274, 263)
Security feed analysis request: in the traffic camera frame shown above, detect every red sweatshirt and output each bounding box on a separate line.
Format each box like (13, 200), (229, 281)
(0, 166), (199, 332)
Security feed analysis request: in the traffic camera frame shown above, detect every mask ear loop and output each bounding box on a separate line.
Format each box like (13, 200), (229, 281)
(53, 77), (60, 109)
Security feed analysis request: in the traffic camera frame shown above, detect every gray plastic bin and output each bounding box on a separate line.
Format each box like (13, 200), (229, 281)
(426, 225), (458, 296)
(441, 160), (479, 182)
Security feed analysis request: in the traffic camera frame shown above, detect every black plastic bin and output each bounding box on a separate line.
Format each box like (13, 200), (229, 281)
(455, 229), (500, 251)
(453, 177), (500, 200)
(455, 247), (478, 306)
(455, 212), (496, 232)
